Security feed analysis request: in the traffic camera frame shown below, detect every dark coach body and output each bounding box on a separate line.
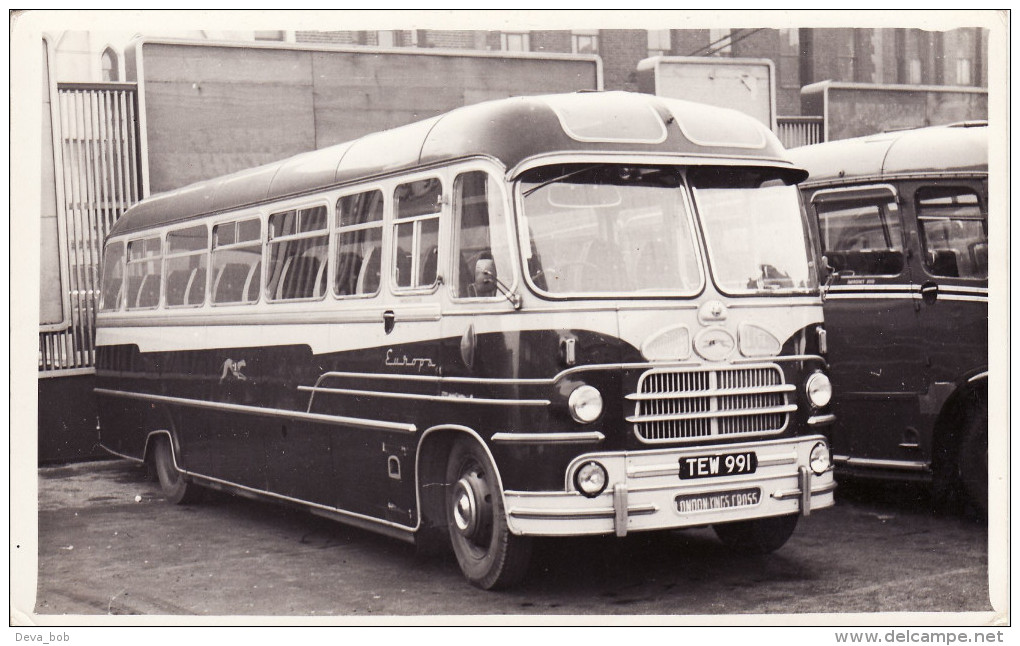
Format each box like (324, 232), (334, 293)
(96, 91), (835, 588)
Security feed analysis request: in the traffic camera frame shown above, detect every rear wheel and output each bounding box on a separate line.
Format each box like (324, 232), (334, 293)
(713, 514), (798, 554)
(957, 399), (988, 518)
(445, 437), (531, 589)
(152, 436), (202, 504)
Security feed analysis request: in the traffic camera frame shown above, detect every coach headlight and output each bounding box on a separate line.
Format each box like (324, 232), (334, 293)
(573, 461), (608, 498)
(568, 385), (603, 424)
(805, 371), (832, 408)
(810, 441), (831, 475)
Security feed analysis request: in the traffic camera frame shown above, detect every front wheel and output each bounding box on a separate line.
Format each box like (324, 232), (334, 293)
(445, 438), (531, 589)
(152, 436), (203, 505)
(713, 514), (799, 554)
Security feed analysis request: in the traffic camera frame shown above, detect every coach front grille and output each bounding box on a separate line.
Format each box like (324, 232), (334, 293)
(626, 364), (795, 444)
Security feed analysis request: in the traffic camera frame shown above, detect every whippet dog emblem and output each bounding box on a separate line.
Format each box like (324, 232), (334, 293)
(220, 358), (248, 383)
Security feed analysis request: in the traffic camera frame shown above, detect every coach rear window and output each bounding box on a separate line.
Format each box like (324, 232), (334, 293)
(124, 236), (162, 310)
(98, 241), (125, 312)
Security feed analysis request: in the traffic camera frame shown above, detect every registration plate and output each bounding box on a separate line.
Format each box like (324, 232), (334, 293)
(679, 451), (757, 479)
(675, 487), (762, 513)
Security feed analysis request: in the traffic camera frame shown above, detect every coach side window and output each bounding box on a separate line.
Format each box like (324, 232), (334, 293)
(393, 178), (441, 290)
(125, 236), (163, 310)
(267, 205), (329, 301)
(165, 225), (209, 308)
(335, 190), (384, 297)
(452, 171), (513, 299)
(814, 189), (904, 276)
(915, 187), (987, 279)
(211, 218), (262, 305)
(99, 241), (125, 312)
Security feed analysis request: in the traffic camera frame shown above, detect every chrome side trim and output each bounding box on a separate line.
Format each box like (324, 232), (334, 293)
(807, 413), (837, 426)
(491, 431), (605, 444)
(298, 385), (550, 407)
(185, 469), (417, 536)
(313, 358), (815, 392)
(98, 444), (145, 463)
(826, 293), (988, 303)
(832, 456), (931, 472)
(828, 284), (987, 294)
(312, 370), (548, 386)
(968, 371), (988, 383)
(94, 387), (417, 433)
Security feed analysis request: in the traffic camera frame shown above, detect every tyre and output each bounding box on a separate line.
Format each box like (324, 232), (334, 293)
(445, 437), (531, 589)
(957, 399), (988, 518)
(151, 436), (203, 505)
(713, 514), (799, 555)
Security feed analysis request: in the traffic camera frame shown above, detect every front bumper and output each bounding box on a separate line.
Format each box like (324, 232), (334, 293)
(503, 435), (835, 537)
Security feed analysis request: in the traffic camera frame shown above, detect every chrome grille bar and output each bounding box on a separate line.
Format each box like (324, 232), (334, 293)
(632, 364), (791, 444)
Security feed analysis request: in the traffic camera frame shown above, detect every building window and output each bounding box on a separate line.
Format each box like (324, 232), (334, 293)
(956, 58), (973, 85)
(778, 28), (800, 89)
(501, 32), (530, 52)
(783, 28), (799, 50)
(404, 30), (419, 47)
(908, 59), (922, 84)
(572, 30), (599, 54)
(101, 48), (118, 82)
(708, 28), (731, 56)
(648, 29), (671, 57)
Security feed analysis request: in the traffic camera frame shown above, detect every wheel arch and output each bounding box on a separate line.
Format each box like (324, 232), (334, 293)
(415, 425), (510, 542)
(931, 371), (987, 480)
(141, 429), (177, 467)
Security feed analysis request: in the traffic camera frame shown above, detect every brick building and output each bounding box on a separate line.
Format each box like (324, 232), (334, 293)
(50, 27), (989, 120)
(286, 27), (990, 117)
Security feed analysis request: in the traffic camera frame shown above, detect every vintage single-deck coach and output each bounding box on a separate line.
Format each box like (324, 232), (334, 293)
(95, 91), (836, 588)
(790, 123), (988, 515)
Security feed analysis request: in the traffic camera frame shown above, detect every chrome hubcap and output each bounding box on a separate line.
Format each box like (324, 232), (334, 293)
(451, 470), (491, 543)
(452, 478), (477, 536)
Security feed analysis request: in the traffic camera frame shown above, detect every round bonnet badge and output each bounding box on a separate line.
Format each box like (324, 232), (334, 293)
(698, 300), (728, 325)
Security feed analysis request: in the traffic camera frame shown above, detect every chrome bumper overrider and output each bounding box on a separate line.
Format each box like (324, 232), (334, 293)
(503, 435), (836, 537)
